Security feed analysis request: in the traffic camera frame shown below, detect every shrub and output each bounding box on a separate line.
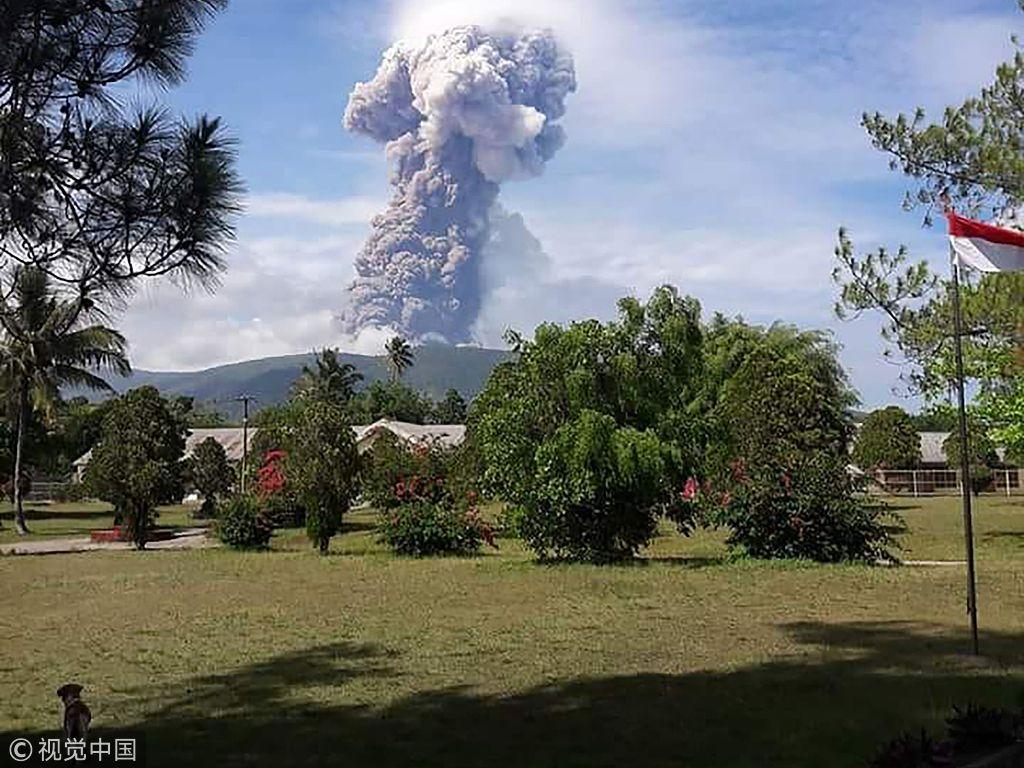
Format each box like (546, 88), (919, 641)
(379, 500), (494, 556)
(362, 432), (425, 510)
(257, 449), (288, 496)
(946, 704), (1024, 752)
(215, 496), (273, 550)
(259, 491), (306, 529)
(52, 482), (88, 503)
(943, 426), (999, 497)
(869, 730), (946, 768)
(519, 410), (683, 563)
(695, 454), (895, 563)
(1, 470), (31, 502)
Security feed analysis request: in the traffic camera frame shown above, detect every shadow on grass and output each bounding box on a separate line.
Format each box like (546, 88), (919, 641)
(0, 509), (110, 524)
(622, 555), (730, 568)
(984, 530), (1024, 542)
(340, 519), (378, 534)
(4, 622), (1022, 768)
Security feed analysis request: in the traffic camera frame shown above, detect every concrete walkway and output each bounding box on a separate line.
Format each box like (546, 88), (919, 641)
(0, 527), (216, 556)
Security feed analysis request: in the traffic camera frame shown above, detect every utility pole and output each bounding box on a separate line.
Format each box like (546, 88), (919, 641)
(236, 395), (256, 495)
(949, 251), (980, 656)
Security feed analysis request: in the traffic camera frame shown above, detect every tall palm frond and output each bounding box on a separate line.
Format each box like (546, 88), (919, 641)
(0, 266), (130, 533)
(384, 336), (415, 382)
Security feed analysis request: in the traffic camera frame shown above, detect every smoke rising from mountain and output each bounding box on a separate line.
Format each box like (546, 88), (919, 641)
(340, 25), (576, 342)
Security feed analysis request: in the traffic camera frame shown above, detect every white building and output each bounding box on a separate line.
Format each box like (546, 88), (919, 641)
(72, 420), (466, 481)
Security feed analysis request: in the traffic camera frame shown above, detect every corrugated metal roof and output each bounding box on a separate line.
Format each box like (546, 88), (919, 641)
(919, 432), (950, 465)
(356, 420), (467, 450)
(74, 421), (467, 468)
(186, 428), (259, 463)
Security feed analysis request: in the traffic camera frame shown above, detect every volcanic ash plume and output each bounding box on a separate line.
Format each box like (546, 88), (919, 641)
(341, 26), (576, 342)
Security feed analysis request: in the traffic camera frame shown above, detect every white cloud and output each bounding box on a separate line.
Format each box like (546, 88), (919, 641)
(246, 193), (381, 228)
(119, 227), (366, 370)
(906, 13), (1018, 100)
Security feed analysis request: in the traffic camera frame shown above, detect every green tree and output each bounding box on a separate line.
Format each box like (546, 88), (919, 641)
(0, 267), (129, 533)
(471, 286), (704, 562)
(981, 381), (1024, 464)
(186, 437), (234, 518)
(713, 345), (853, 470)
(293, 348), (363, 404)
(944, 423), (1000, 497)
(433, 388), (467, 424)
(707, 346), (893, 563)
(852, 407), (922, 471)
(698, 316), (857, 425)
(83, 387), (187, 549)
(909, 403), (959, 432)
(286, 398), (360, 554)
(524, 410), (681, 562)
(384, 336), (415, 382)
(346, 381), (433, 424)
(1, 0), (242, 300)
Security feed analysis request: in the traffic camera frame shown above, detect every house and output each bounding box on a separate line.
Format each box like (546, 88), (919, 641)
(72, 420), (466, 481)
(72, 427), (260, 483)
(918, 431), (1012, 469)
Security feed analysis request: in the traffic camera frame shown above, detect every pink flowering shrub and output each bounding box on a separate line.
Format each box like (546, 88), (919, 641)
(378, 497), (496, 556)
(681, 454), (894, 563)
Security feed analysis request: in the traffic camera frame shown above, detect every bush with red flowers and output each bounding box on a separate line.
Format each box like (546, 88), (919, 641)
(367, 434), (495, 556)
(378, 497), (496, 557)
(362, 432), (452, 510)
(685, 454), (895, 563)
(257, 449), (287, 496)
(254, 449), (305, 528)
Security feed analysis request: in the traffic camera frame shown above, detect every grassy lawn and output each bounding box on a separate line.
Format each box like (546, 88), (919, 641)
(0, 496), (1021, 767)
(0, 502), (199, 543)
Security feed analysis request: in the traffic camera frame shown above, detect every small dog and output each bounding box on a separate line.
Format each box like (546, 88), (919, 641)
(56, 684), (91, 740)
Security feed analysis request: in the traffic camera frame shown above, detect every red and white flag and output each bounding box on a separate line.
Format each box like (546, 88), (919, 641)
(947, 211), (1024, 272)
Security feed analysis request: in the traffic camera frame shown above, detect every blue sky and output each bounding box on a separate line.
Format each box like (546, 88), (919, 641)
(120, 0), (1022, 408)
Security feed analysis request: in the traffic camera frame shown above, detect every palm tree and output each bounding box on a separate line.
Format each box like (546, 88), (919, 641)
(294, 348), (363, 403)
(0, 268), (130, 534)
(384, 336), (415, 382)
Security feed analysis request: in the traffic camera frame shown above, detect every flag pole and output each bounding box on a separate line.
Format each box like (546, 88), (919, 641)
(949, 244), (980, 655)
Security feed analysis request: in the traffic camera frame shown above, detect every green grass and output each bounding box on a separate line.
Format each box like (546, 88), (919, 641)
(0, 502), (199, 543)
(0, 496), (1022, 768)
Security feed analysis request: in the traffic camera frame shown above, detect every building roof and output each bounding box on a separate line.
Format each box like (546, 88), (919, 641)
(72, 427), (260, 468)
(355, 419), (466, 450)
(73, 421), (466, 469)
(919, 432), (950, 466)
(186, 428), (259, 462)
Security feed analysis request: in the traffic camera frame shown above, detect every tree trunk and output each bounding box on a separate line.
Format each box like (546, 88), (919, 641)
(13, 382), (29, 536)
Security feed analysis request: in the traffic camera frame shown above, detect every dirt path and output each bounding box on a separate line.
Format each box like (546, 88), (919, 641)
(0, 528), (216, 556)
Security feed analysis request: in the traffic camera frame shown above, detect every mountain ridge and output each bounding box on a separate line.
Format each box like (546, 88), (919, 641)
(94, 345), (511, 420)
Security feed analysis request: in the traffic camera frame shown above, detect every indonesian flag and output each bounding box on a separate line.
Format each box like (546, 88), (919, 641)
(947, 211), (1024, 272)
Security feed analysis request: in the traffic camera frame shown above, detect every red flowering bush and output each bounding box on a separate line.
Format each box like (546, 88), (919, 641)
(378, 497), (496, 556)
(257, 449), (287, 496)
(684, 454), (895, 563)
(362, 433), (450, 509)
(363, 433), (495, 556)
(255, 449), (305, 528)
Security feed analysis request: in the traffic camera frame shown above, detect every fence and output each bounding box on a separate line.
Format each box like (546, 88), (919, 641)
(872, 468), (1023, 497)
